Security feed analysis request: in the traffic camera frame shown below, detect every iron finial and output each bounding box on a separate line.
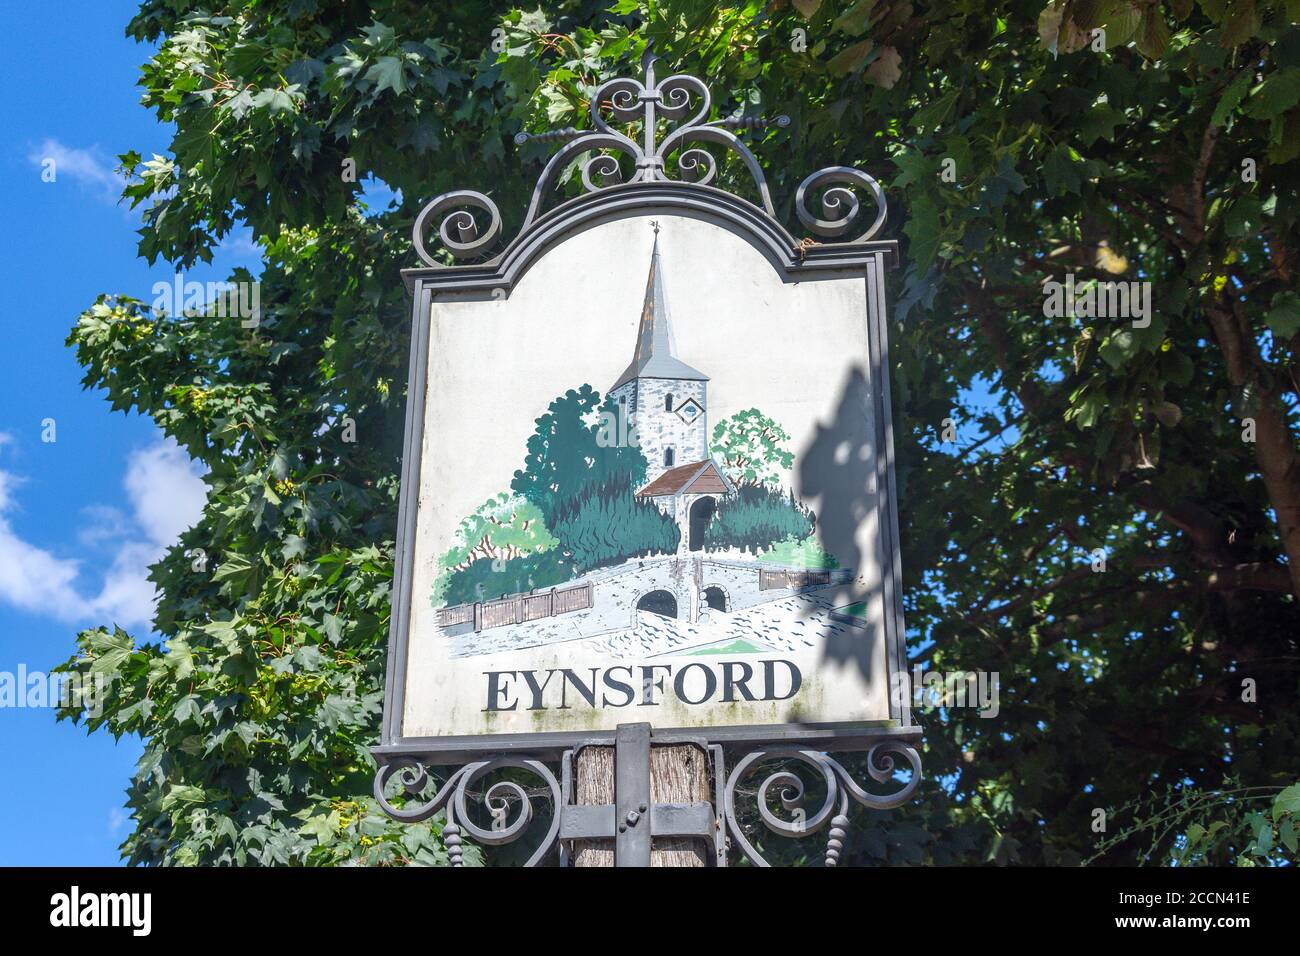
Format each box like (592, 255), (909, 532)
(640, 38), (659, 76)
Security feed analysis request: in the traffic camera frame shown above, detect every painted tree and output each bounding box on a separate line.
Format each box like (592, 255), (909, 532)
(550, 472), (681, 571)
(711, 408), (796, 488)
(511, 386), (648, 527)
(53, 0), (1300, 866)
(440, 494), (557, 571)
(440, 550), (576, 607)
(432, 493), (558, 605)
(702, 484), (815, 555)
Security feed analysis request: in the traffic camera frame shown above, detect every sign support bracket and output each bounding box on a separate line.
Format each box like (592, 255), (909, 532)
(556, 723), (726, 867)
(614, 722), (652, 866)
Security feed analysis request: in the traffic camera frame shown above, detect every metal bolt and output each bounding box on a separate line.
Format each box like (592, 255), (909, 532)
(626, 810), (640, 826)
(638, 803), (647, 813)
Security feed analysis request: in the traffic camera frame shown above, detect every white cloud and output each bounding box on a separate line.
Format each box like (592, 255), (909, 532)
(27, 138), (126, 203)
(0, 510), (86, 618)
(123, 442), (208, 547)
(0, 467), (20, 512)
(77, 505), (129, 549)
(0, 437), (206, 630)
(89, 540), (167, 631)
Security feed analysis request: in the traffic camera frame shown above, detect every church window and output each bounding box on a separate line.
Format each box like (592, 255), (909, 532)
(665, 393), (674, 411)
(664, 448), (675, 467)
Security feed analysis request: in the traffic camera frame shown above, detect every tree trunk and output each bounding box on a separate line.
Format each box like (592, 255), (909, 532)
(1204, 301), (1300, 598)
(1169, 119), (1300, 599)
(572, 743), (711, 867)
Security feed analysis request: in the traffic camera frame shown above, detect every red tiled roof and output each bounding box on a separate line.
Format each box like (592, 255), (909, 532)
(636, 459), (730, 497)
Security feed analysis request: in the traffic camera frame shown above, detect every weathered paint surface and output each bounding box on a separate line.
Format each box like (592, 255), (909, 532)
(444, 555), (854, 658)
(400, 214), (893, 739)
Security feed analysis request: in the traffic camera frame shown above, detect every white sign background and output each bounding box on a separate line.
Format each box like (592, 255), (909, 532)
(399, 213), (893, 740)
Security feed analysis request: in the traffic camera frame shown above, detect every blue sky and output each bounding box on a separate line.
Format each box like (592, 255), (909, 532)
(0, 2), (261, 864)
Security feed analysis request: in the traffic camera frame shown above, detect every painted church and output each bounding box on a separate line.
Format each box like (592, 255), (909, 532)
(610, 231), (736, 553)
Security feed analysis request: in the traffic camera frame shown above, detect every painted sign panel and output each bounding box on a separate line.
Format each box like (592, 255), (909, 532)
(387, 210), (907, 750)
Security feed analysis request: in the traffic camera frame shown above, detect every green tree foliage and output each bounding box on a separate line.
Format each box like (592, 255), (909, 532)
(56, 219), (462, 865)
(702, 484), (815, 554)
(511, 386), (647, 526)
(711, 407), (796, 487)
(550, 473), (681, 570)
(1086, 781), (1300, 866)
(55, 0), (1300, 866)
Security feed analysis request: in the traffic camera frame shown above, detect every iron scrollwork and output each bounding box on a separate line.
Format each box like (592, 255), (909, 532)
(723, 741), (922, 867)
(374, 737), (921, 867)
(410, 42), (887, 266)
(795, 166), (888, 242)
(373, 756), (562, 867)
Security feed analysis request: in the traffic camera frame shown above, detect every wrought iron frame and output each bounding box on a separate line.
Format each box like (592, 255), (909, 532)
(375, 723), (922, 867)
(374, 44), (922, 866)
(407, 41), (887, 274)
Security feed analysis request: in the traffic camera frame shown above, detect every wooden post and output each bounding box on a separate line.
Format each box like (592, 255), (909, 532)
(572, 735), (712, 867)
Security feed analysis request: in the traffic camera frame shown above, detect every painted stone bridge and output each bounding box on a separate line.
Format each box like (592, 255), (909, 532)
(445, 554), (854, 658)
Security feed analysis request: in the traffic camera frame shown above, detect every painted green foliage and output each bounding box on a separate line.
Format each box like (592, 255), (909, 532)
(437, 383), (679, 605)
(711, 407), (796, 488)
(53, 0), (1300, 866)
(441, 550), (576, 607)
(432, 493), (558, 605)
(442, 400), (803, 593)
(501, 384), (680, 571)
(511, 385), (646, 527)
(550, 471), (681, 571)
(758, 534), (840, 569)
(705, 408), (820, 559)
(702, 484), (815, 555)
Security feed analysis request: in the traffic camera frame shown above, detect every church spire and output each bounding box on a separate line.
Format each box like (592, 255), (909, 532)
(610, 229), (709, 392)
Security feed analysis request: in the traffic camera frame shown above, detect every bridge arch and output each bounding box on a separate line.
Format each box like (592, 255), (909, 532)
(702, 583), (730, 612)
(634, 588), (680, 622)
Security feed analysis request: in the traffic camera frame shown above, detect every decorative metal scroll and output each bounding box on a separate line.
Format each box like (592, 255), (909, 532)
(374, 756), (562, 867)
(411, 41), (888, 267)
(722, 741), (922, 867)
(373, 738), (920, 867)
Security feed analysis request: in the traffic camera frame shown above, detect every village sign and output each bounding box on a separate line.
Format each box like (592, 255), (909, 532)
(372, 45), (921, 866)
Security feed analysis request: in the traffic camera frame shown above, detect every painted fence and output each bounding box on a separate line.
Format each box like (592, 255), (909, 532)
(758, 568), (833, 591)
(437, 582), (594, 633)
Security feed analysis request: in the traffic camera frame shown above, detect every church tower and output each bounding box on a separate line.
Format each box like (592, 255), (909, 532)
(609, 229), (710, 486)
